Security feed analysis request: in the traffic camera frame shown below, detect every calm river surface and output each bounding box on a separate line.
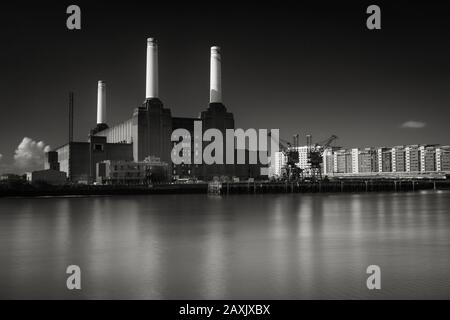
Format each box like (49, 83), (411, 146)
(1, 190), (450, 299)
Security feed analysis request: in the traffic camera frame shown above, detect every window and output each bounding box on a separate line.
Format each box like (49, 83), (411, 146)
(94, 144), (104, 151)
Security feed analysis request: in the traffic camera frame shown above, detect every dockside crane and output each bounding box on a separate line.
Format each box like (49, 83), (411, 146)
(306, 134), (338, 181)
(269, 132), (338, 182)
(268, 133), (303, 182)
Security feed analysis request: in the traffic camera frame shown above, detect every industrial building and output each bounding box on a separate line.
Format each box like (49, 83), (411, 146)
(49, 136), (133, 184)
(48, 38), (262, 184)
(26, 169), (67, 185)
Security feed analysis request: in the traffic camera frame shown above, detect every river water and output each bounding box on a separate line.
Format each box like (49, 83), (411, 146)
(0, 190), (449, 299)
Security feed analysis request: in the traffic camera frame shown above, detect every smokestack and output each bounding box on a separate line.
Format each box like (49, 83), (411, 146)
(210, 46), (222, 103)
(146, 38), (158, 99)
(97, 81), (106, 124)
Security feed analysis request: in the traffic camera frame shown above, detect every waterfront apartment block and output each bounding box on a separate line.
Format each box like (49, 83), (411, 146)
(405, 145), (421, 172)
(358, 148), (377, 173)
(436, 146), (450, 172)
(333, 149), (353, 174)
(377, 147), (392, 173)
(272, 151), (287, 178)
(296, 146), (310, 171)
(323, 148), (334, 175)
(420, 145), (437, 172)
(319, 144), (450, 178)
(392, 146), (406, 172)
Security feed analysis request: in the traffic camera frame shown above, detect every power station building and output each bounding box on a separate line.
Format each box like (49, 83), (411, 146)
(49, 38), (261, 183)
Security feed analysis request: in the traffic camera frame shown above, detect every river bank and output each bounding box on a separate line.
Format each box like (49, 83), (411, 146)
(1, 179), (450, 198)
(0, 182), (208, 198)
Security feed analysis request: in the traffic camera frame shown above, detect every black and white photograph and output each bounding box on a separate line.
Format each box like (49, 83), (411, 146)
(0, 0), (450, 315)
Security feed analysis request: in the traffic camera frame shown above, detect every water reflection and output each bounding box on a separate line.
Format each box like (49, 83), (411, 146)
(0, 191), (449, 299)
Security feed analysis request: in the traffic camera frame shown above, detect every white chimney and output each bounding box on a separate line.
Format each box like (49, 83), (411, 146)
(97, 80), (106, 124)
(146, 38), (158, 99)
(210, 46), (222, 103)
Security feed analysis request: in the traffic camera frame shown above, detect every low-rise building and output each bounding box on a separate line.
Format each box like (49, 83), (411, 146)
(0, 174), (24, 182)
(26, 169), (67, 185)
(96, 156), (170, 185)
(50, 136), (134, 184)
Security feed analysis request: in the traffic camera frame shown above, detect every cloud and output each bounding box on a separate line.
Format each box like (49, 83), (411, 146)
(13, 137), (51, 172)
(401, 121), (426, 129)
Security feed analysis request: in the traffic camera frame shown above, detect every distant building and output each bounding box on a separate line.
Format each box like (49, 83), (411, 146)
(335, 150), (346, 173)
(271, 151), (286, 178)
(358, 148), (377, 173)
(45, 151), (60, 171)
(322, 148), (334, 175)
(26, 169), (67, 185)
(52, 136), (133, 184)
(345, 151), (353, 173)
(171, 117), (201, 179)
(436, 146), (450, 172)
(351, 148), (359, 174)
(323, 143), (448, 178)
(377, 147), (392, 172)
(270, 146), (312, 178)
(420, 145), (437, 172)
(0, 174), (23, 182)
(334, 149), (352, 173)
(392, 146), (406, 172)
(96, 156), (170, 185)
(48, 40), (261, 183)
(294, 146), (310, 171)
(405, 145), (420, 172)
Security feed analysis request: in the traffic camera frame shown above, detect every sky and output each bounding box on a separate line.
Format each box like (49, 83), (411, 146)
(1, 1), (450, 173)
